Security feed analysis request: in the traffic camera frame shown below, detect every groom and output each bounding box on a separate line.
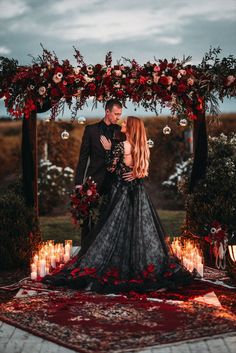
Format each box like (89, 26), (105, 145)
(74, 98), (125, 249)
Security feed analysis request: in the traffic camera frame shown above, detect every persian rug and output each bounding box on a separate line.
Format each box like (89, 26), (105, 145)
(0, 279), (236, 353)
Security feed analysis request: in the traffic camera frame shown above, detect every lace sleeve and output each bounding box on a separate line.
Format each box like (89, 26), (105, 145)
(105, 142), (123, 173)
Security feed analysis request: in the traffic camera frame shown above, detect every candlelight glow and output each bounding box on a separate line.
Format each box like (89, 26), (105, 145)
(30, 240), (73, 280)
(171, 237), (204, 277)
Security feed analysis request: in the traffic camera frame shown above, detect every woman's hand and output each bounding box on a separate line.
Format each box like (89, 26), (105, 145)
(123, 171), (135, 182)
(100, 135), (112, 150)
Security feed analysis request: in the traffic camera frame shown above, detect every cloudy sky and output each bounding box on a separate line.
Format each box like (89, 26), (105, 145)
(0, 0), (236, 117)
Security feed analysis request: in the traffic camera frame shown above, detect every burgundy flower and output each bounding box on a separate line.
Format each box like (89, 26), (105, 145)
(116, 89), (125, 98)
(146, 264), (155, 273)
(177, 83), (187, 93)
(159, 76), (173, 86)
(159, 60), (168, 71)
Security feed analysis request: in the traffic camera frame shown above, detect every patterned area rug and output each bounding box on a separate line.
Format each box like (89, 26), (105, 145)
(0, 277), (236, 353)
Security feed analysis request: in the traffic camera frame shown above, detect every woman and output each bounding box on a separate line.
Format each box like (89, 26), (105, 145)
(43, 116), (192, 293)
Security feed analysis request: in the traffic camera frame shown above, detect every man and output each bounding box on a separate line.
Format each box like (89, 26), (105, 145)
(74, 98), (125, 249)
(74, 98), (125, 192)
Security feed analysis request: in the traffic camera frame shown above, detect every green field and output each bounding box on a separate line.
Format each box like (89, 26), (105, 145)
(39, 210), (186, 245)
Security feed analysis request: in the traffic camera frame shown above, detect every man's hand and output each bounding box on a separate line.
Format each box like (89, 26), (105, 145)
(100, 135), (112, 150)
(123, 171), (135, 182)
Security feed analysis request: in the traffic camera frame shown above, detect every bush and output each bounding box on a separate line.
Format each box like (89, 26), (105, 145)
(38, 159), (74, 215)
(0, 179), (41, 269)
(162, 158), (193, 209)
(173, 133), (236, 234)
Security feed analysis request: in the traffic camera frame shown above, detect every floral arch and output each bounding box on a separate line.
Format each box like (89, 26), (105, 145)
(0, 46), (235, 212)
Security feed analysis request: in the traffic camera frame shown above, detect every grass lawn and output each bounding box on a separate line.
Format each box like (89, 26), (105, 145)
(39, 210), (186, 245)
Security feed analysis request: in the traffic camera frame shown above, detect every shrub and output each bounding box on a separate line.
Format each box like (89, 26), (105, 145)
(169, 133), (236, 235)
(162, 158), (193, 209)
(0, 179), (41, 269)
(38, 159), (74, 215)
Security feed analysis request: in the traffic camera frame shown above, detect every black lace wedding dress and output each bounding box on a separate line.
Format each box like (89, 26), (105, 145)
(43, 142), (193, 293)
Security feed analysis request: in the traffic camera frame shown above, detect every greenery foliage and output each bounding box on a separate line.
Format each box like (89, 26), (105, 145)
(38, 158), (74, 215)
(166, 133), (236, 234)
(0, 179), (41, 269)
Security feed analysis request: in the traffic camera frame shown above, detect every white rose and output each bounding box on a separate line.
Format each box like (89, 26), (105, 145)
(84, 74), (95, 83)
(114, 82), (121, 88)
(38, 86), (46, 95)
(53, 74), (62, 84)
(179, 69), (186, 76)
(73, 67), (81, 75)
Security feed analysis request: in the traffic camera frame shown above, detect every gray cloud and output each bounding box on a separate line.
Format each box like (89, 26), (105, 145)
(0, 0), (235, 115)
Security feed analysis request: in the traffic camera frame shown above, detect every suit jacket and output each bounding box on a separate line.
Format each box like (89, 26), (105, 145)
(74, 120), (125, 194)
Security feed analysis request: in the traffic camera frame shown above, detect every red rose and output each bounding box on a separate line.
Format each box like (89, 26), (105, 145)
(95, 64), (102, 71)
(188, 113), (197, 120)
(88, 83), (96, 93)
(70, 268), (81, 278)
(139, 76), (148, 85)
(196, 97), (204, 111)
(177, 83), (187, 93)
(116, 89), (125, 98)
(159, 60), (168, 71)
(159, 76), (173, 86)
(55, 66), (63, 74)
(146, 264), (155, 272)
(51, 87), (61, 97)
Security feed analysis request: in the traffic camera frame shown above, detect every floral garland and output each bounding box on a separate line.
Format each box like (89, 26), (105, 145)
(0, 46), (235, 121)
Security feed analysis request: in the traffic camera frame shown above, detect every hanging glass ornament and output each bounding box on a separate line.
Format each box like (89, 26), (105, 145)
(147, 139), (154, 148)
(163, 125), (171, 135)
(78, 116), (87, 124)
(179, 118), (188, 127)
(61, 130), (70, 140)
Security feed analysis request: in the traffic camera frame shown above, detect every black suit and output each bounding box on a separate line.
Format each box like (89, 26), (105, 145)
(74, 120), (125, 250)
(75, 120), (125, 194)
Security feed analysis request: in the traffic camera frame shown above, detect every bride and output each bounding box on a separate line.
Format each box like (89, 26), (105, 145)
(43, 116), (192, 293)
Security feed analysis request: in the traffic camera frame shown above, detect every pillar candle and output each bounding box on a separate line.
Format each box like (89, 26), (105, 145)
(39, 259), (46, 278)
(50, 255), (56, 268)
(31, 271), (37, 280)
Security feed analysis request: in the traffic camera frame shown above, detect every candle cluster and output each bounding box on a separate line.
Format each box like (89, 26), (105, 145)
(171, 237), (204, 277)
(30, 240), (73, 280)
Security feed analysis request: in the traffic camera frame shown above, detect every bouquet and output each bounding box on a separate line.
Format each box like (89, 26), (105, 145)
(70, 177), (100, 226)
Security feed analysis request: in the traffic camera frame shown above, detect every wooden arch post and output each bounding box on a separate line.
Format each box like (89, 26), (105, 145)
(22, 112), (38, 215)
(189, 108), (208, 192)
(22, 102), (51, 217)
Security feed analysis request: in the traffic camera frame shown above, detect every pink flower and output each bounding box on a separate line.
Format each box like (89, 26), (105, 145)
(87, 189), (92, 196)
(153, 73), (160, 84)
(104, 67), (112, 77)
(114, 69), (122, 77)
(154, 65), (161, 72)
(226, 75), (235, 86)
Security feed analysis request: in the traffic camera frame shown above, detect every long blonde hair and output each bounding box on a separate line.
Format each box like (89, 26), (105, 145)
(126, 116), (150, 178)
